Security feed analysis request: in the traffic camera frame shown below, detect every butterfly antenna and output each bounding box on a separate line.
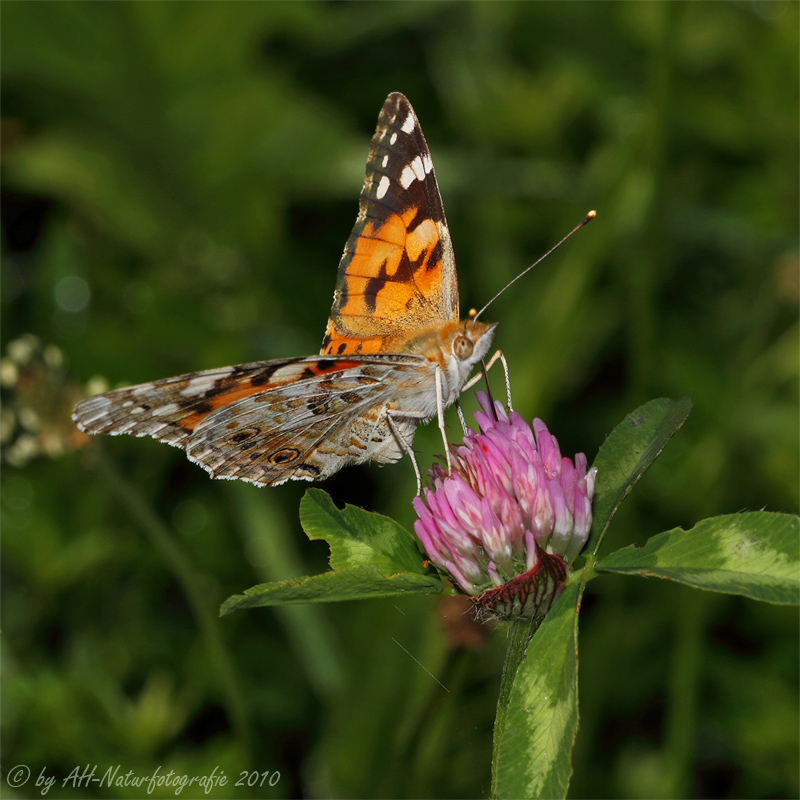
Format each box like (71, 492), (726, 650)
(472, 210), (596, 321)
(455, 399), (469, 436)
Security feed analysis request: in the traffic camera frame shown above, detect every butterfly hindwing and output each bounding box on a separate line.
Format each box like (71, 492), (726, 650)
(322, 92), (459, 356)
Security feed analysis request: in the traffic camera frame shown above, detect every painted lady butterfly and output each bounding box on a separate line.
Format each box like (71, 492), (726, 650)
(73, 93), (498, 488)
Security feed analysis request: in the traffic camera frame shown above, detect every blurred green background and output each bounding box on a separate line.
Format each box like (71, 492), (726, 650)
(2, 2), (797, 798)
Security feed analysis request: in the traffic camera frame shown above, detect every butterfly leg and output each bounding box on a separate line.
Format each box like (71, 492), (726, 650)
(386, 410), (424, 495)
(461, 350), (513, 410)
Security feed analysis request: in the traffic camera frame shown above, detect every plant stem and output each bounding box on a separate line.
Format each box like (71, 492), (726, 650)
(662, 585), (710, 796)
(90, 446), (250, 755)
(491, 617), (538, 799)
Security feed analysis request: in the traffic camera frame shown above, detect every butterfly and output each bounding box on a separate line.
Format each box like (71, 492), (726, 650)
(73, 92), (498, 488)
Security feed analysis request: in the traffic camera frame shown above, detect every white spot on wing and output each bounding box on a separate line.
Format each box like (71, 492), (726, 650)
(400, 166), (415, 190)
(152, 403), (180, 417)
(76, 404), (114, 427)
(83, 396), (111, 412)
(400, 114), (416, 134)
(381, 155), (389, 168)
(400, 156), (427, 189)
(390, 132), (397, 145)
(376, 176), (390, 199)
(181, 370), (232, 397)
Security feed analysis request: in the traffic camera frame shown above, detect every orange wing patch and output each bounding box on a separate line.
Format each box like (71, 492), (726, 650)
(322, 206), (446, 355)
(179, 383), (265, 431)
(176, 360), (365, 431)
(343, 209), (445, 318)
(321, 321), (385, 355)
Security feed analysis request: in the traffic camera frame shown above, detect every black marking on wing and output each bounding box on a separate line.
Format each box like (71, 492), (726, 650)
(363, 259), (391, 314)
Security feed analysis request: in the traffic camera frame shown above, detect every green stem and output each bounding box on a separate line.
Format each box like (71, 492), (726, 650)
(625, 1), (675, 399)
(662, 585), (709, 796)
(90, 447), (250, 755)
(491, 617), (538, 799)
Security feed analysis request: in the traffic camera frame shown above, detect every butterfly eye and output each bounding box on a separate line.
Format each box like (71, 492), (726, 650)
(453, 335), (474, 361)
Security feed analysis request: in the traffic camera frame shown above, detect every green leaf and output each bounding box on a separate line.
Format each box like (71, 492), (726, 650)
(299, 488), (425, 574)
(596, 512), (800, 604)
(493, 581), (584, 800)
(221, 565), (440, 615)
(221, 489), (442, 615)
(584, 397), (693, 557)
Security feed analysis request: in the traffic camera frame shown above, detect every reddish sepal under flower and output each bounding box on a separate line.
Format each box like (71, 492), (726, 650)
(472, 546), (568, 623)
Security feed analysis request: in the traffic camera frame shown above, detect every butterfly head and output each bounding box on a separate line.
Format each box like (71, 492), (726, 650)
(454, 318), (497, 364)
(439, 318), (497, 400)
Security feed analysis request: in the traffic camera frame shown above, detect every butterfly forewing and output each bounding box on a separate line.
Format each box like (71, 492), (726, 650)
(322, 92), (459, 356)
(72, 362), (293, 447)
